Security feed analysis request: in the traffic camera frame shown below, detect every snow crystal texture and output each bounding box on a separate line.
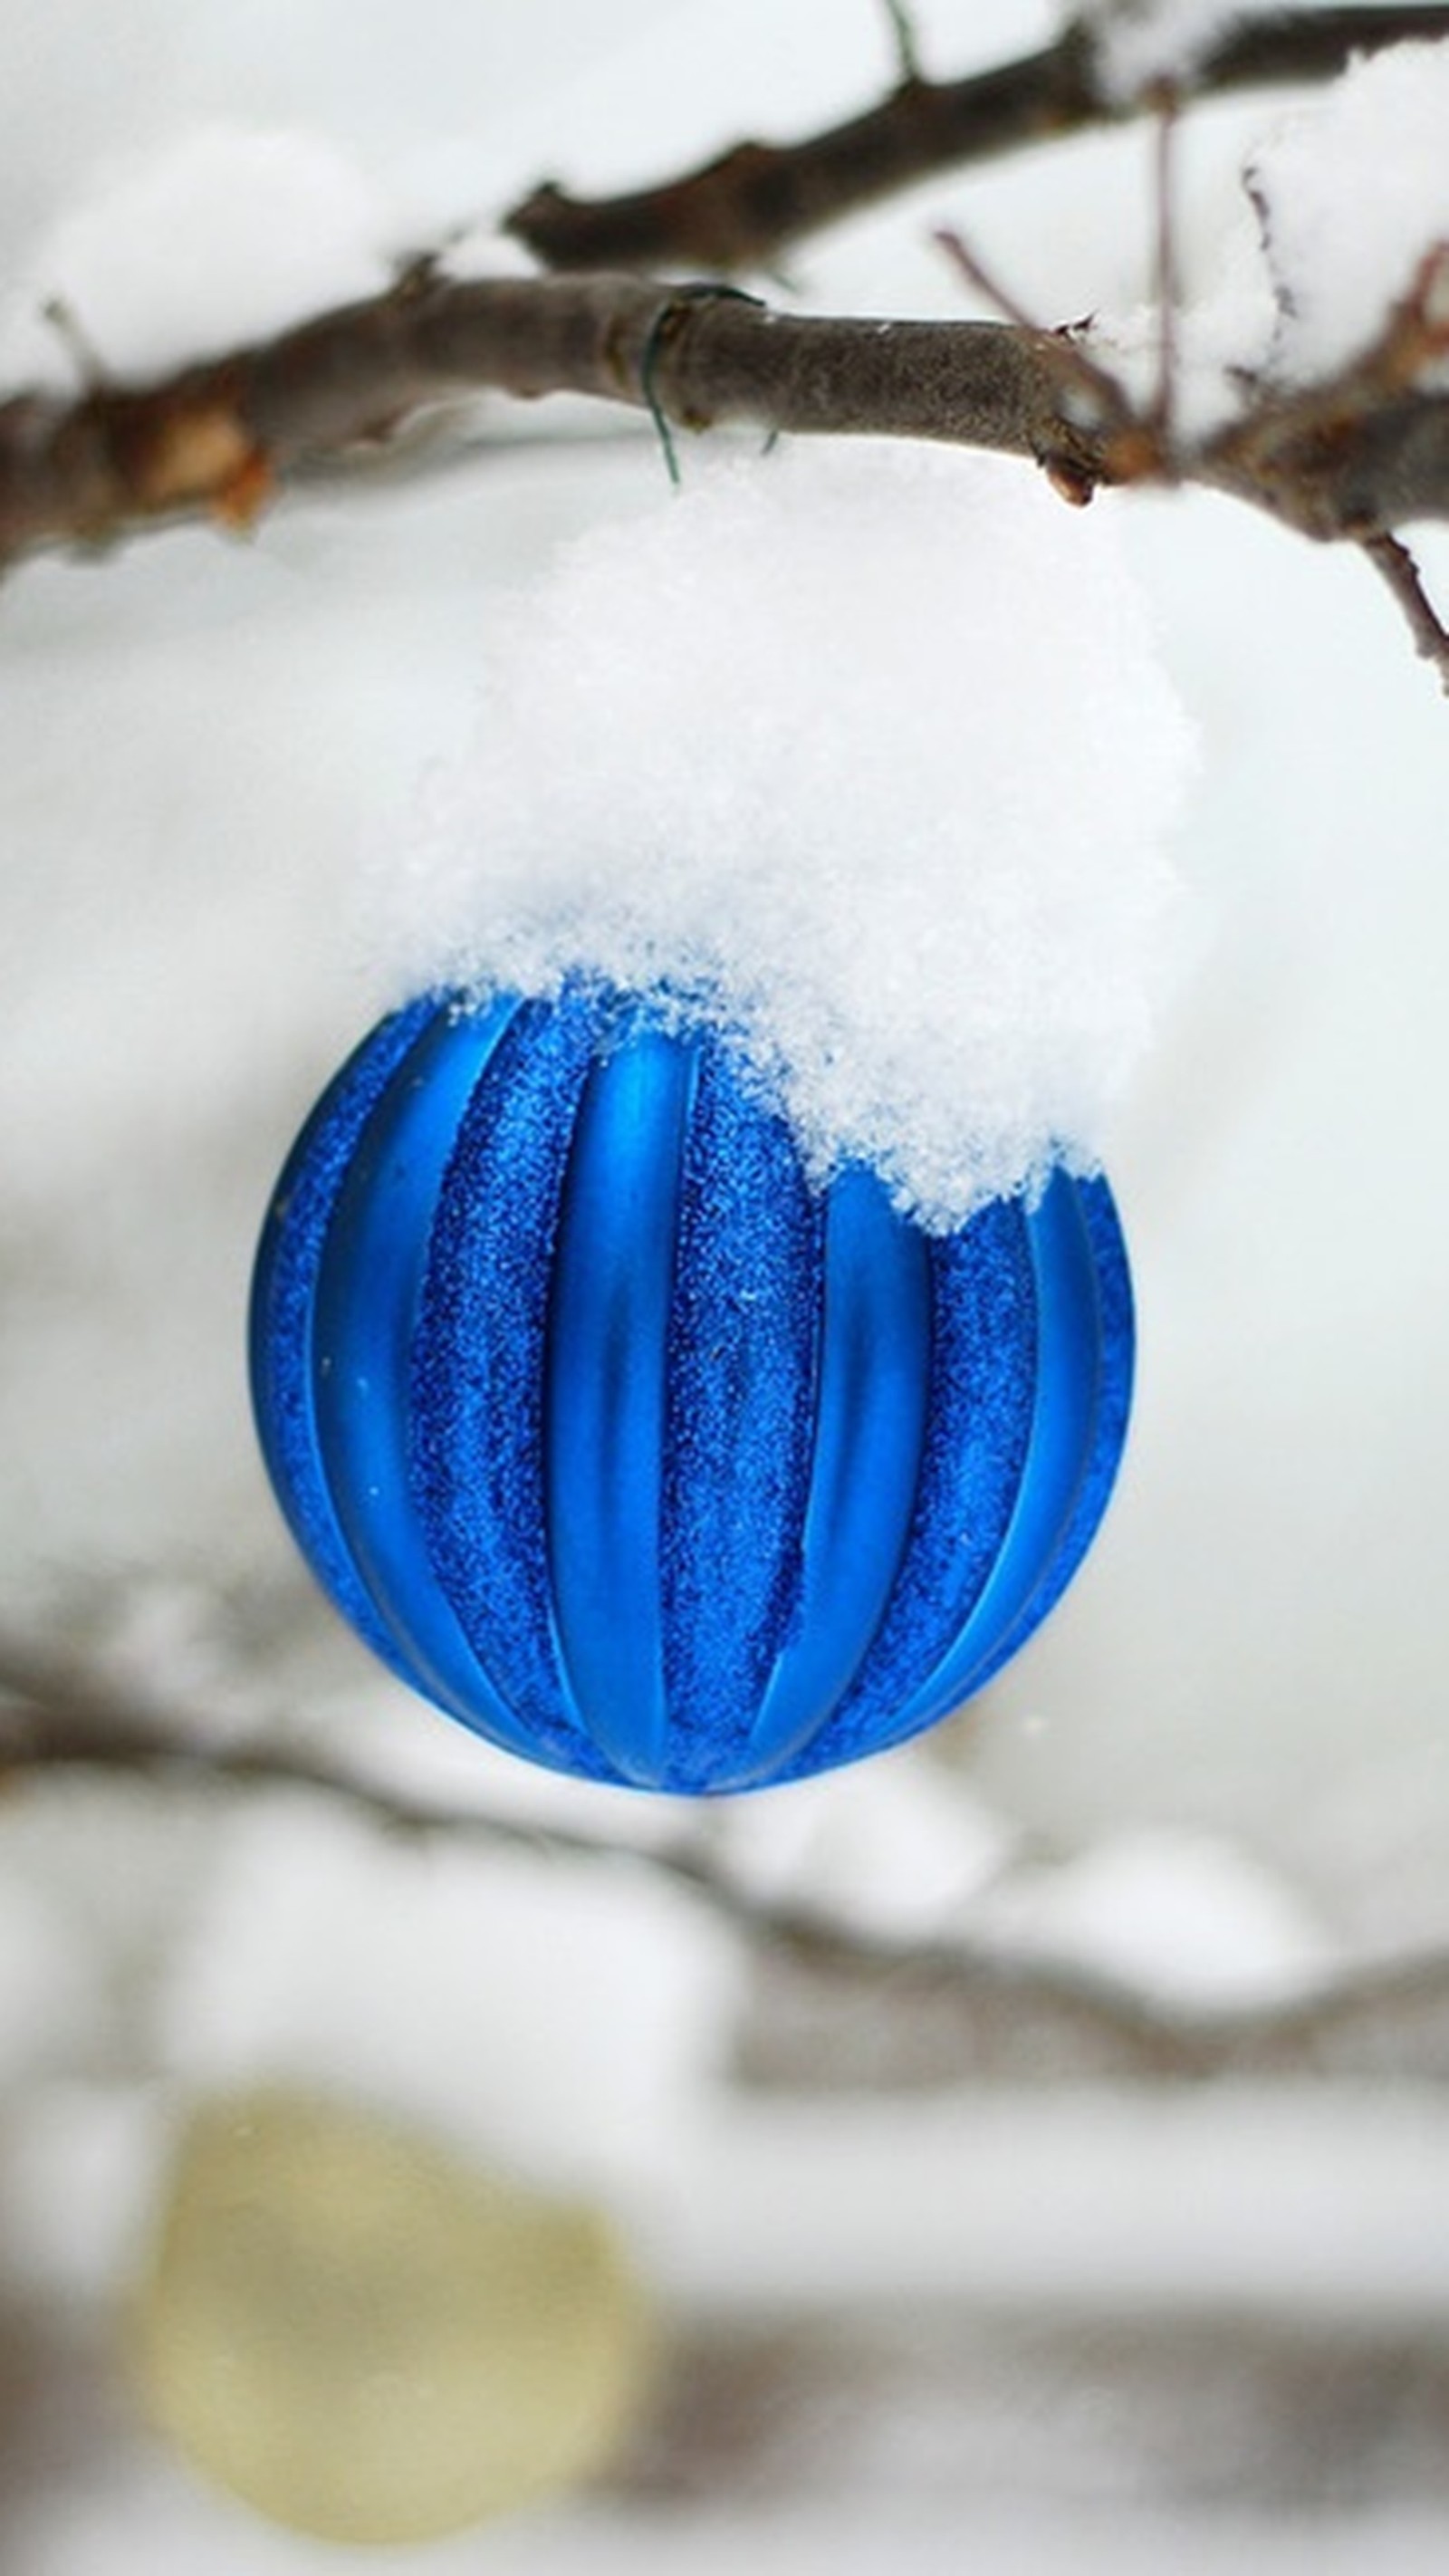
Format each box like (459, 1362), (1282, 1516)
(390, 445), (1193, 1227)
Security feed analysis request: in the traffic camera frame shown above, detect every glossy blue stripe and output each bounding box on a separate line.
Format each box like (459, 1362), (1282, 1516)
(883, 1170), (1102, 1736)
(544, 1024), (695, 1785)
(412, 992), (607, 1777)
(311, 995), (545, 1756)
(657, 1045), (821, 1794)
(744, 1166), (931, 1783)
(248, 998), (436, 1677)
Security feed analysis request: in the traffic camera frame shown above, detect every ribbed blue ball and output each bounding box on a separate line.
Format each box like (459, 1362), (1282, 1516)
(249, 985), (1133, 1794)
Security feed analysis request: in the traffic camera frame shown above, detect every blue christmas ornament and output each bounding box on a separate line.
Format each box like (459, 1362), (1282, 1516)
(250, 985), (1133, 1794)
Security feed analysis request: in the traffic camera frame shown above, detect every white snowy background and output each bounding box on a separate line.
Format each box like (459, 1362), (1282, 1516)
(4, 1), (1449, 2569)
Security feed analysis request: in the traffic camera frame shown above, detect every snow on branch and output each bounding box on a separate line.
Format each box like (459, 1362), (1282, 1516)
(2, 8), (1449, 674)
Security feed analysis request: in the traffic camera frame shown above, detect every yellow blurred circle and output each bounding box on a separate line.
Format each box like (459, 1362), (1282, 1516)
(130, 2086), (656, 2545)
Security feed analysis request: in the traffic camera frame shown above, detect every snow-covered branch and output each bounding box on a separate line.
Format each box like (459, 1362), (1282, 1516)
(0, 2), (1447, 679)
(6, 1633), (1449, 2085)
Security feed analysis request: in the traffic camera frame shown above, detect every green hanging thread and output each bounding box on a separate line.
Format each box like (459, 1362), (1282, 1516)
(638, 284), (766, 489)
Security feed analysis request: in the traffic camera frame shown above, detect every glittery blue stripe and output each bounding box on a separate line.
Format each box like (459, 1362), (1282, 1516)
(411, 990), (610, 1779)
(778, 1197), (1036, 1781)
(544, 1024), (696, 1785)
(657, 1044), (820, 1794)
(743, 1164), (929, 1786)
(963, 1172), (1134, 1691)
(883, 1168), (1102, 1735)
(248, 999), (436, 1677)
(311, 997), (547, 1756)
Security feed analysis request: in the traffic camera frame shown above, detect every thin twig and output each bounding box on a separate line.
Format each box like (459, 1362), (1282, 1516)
(882, 0), (925, 89)
(932, 222), (1056, 339)
(1148, 85), (1182, 455)
(41, 296), (110, 390)
(1361, 531), (1449, 689)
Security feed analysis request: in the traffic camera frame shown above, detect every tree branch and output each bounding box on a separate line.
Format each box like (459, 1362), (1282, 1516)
(505, 10), (1449, 275)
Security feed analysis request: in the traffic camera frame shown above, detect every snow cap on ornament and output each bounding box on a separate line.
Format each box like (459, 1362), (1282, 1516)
(251, 449), (1193, 1793)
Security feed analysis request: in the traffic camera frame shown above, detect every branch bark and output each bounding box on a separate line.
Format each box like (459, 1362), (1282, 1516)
(0, 276), (1110, 567)
(505, 9), (1449, 274)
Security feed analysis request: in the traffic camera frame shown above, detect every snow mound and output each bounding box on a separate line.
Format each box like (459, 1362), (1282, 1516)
(390, 443), (1194, 1227)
